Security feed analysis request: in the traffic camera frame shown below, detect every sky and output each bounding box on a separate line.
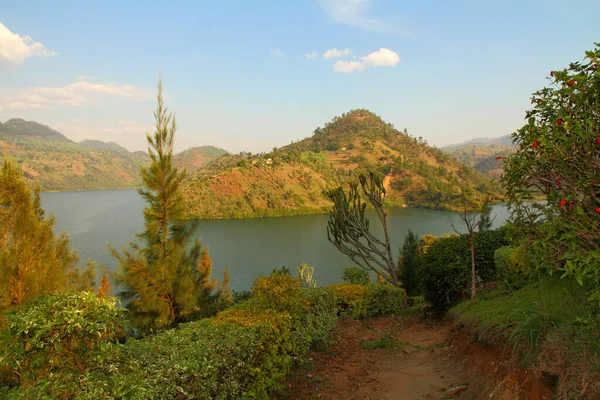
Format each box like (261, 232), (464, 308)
(0, 0), (599, 154)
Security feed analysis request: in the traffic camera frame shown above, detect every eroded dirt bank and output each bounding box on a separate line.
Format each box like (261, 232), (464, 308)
(280, 315), (553, 399)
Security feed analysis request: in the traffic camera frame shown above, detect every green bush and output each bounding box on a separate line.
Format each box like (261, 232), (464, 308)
(341, 267), (371, 285)
(495, 245), (536, 290)
(417, 235), (471, 312)
(417, 229), (508, 312)
(328, 283), (372, 318)
(2, 274), (339, 399)
(366, 284), (407, 317)
(328, 283), (407, 318)
(473, 228), (509, 282)
(1, 291), (125, 390)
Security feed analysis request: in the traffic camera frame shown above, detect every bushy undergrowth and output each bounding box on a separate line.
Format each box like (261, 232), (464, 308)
(417, 229), (507, 312)
(1, 274), (339, 399)
(328, 283), (407, 318)
(450, 277), (600, 398)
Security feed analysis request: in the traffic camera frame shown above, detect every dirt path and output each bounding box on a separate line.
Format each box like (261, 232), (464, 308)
(280, 315), (489, 400)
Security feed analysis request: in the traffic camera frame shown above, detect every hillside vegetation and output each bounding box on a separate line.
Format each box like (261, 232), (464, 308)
(442, 135), (515, 178)
(184, 109), (496, 219)
(0, 119), (225, 191)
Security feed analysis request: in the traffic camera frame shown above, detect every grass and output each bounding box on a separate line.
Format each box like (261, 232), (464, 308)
(450, 276), (600, 398)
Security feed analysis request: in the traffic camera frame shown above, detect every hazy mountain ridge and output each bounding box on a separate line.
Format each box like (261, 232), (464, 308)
(0, 119), (224, 191)
(441, 134), (514, 178)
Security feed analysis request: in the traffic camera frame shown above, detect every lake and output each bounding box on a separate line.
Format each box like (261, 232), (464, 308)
(40, 189), (510, 292)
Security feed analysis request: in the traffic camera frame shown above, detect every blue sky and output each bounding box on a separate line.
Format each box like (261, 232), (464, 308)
(0, 0), (599, 153)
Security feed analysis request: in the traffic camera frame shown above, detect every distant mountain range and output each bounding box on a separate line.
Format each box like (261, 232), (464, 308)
(0, 118), (227, 191)
(441, 135), (515, 178)
(1, 114), (502, 219)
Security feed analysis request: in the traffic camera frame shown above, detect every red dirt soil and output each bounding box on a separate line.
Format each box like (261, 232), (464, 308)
(279, 315), (553, 400)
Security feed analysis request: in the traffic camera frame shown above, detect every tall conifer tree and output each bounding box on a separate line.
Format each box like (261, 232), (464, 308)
(111, 78), (216, 331)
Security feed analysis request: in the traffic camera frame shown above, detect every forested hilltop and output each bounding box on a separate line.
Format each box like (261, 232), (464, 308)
(0, 118), (227, 191)
(184, 109), (497, 219)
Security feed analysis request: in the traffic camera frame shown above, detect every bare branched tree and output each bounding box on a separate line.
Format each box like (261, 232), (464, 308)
(326, 171), (399, 286)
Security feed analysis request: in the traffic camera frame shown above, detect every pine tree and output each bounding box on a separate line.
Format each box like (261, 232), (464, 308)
(0, 160), (89, 317)
(97, 273), (112, 298)
(110, 78), (218, 331)
(398, 229), (420, 296)
(218, 266), (233, 305)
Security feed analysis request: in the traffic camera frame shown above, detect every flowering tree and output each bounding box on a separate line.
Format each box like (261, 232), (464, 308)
(502, 43), (600, 299)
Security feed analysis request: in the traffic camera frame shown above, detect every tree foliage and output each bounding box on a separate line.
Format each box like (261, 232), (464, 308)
(326, 171), (399, 286)
(398, 229), (420, 296)
(110, 78), (219, 331)
(502, 44), (600, 299)
(0, 160), (92, 322)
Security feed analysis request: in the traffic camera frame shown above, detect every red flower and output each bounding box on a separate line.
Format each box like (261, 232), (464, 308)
(556, 178), (561, 187)
(537, 98), (543, 103)
(567, 80), (576, 86)
(595, 63), (599, 68)
(533, 141), (539, 148)
(557, 119), (564, 126)
(596, 207), (600, 213)
(550, 71), (554, 76)
(495, 156), (503, 160)
(560, 200), (567, 207)
(569, 201), (576, 207)
(596, 137), (600, 145)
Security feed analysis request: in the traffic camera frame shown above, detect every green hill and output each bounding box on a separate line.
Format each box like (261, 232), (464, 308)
(173, 146), (228, 172)
(79, 140), (131, 155)
(0, 119), (145, 191)
(183, 109), (497, 219)
(442, 135), (515, 178)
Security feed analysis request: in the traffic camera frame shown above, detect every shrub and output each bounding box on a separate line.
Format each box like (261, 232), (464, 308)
(328, 283), (407, 318)
(251, 273), (301, 313)
(366, 284), (407, 317)
(328, 283), (372, 318)
(503, 44), (600, 297)
(1, 291), (125, 389)
(341, 267), (371, 285)
(2, 275), (339, 399)
(473, 228), (509, 282)
(417, 235), (470, 312)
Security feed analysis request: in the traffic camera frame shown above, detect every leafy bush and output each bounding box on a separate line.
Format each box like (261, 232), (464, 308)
(1, 291), (125, 389)
(2, 275), (339, 399)
(328, 283), (407, 318)
(473, 228), (509, 282)
(417, 235), (471, 312)
(503, 44), (600, 297)
(251, 273), (301, 312)
(341, 267), (371, 285)
(328, 283), (372, 318)
(495, 245), (537, 290)
(366, 284), (407, 317)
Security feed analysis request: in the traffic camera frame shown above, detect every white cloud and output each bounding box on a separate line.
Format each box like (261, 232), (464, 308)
(317, 0), (408, 36)
(0, 21), (57, 67)
(333, 48), (399, 73)
(322, 47), (351, 59)
(304, 52), (318, 59)
(270, 49), (284, 57)
(0, 77), (150, 111)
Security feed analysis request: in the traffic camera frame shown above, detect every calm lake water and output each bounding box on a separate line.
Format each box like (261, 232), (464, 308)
(40, 189), (510, 292)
